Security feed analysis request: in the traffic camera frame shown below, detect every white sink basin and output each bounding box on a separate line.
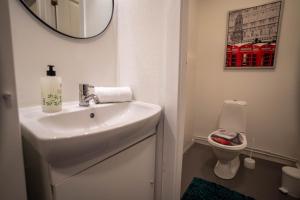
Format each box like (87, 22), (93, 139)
(19, 101), (161, 165)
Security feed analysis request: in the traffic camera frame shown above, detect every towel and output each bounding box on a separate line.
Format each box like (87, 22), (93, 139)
(94, 87), (133, 103)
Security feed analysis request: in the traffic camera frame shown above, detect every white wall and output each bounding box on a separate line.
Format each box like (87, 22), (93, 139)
(117, 0), (165, 104)
(182, 0), (196, 152)
(117, 0), (182, 199)
(9, 0), (117, 107)
(0, 0), (27, 199)
(161, 1), (183, 199)
(185, 0), (300, 160)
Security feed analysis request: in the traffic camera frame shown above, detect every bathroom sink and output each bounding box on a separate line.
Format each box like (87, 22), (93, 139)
(19, 101), (161, 164)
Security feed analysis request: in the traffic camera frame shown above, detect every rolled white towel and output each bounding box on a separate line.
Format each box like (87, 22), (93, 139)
(94, 87), (133, 103)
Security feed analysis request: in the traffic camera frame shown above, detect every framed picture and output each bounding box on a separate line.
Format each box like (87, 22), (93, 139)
(225, 1), (283, 69)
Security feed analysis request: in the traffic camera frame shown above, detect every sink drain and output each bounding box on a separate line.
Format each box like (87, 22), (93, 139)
(90, 113), (95, 118)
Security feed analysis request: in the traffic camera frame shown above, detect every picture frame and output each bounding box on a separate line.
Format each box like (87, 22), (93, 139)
(224, 1), (283, 69)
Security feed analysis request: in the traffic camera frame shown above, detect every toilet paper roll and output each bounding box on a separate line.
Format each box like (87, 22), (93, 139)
(244, 157), (256, 169)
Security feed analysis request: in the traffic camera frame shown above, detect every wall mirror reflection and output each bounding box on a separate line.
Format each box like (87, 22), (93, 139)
(20, 0), (114, 39)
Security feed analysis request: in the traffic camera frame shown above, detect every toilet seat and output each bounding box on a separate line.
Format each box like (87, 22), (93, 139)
(208, 131), (247, 151)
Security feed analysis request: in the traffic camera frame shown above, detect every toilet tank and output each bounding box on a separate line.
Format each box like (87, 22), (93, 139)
(219, 100), (247, 133)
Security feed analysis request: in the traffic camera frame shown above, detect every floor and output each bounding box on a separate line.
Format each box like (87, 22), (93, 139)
(181, 143), (297, 200)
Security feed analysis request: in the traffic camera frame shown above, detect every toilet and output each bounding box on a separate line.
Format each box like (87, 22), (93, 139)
(208, 100), (247, 179)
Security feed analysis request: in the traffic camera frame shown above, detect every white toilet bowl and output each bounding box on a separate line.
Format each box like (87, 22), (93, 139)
(208, 132), (247, 179)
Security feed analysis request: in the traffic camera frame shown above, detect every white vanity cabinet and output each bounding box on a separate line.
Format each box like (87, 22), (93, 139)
(53, 135), (156, 200)
(20, 101), (161, 200)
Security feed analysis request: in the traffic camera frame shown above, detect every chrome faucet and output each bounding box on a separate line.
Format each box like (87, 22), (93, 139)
(79, 83), (99, 106)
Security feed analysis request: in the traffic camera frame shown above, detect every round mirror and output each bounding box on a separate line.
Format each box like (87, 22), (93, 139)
(20, 0), (114, 39)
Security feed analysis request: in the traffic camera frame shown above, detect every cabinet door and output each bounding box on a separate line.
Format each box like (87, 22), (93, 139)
(54, 135), (156, 200)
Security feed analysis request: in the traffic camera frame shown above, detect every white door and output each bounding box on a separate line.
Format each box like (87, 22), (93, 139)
(0, 0), (27, 199)
(56, 0), (81, 36)
(54, 136), (156, 200)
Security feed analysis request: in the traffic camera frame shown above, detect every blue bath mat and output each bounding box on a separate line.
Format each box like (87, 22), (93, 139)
(182, 178), (255, 200)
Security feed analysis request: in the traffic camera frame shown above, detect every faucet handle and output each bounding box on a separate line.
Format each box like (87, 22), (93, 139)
(93, 95), (100, 104)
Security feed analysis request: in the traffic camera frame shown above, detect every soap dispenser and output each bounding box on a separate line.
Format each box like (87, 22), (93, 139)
(41, 65), (62, 113)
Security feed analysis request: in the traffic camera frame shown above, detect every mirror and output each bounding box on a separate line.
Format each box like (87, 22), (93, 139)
(20, 0), (114, 39)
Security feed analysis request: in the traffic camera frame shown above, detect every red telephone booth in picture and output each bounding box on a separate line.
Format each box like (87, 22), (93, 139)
(239, 43), (254, 67)
(252, 44), (263, 66)
(226, 45), (232, 67)
(261, 43), (276, 66)
(231, 45), (242, 67)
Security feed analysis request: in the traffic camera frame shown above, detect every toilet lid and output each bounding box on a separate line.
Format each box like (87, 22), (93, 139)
(282, 166), (300, 179)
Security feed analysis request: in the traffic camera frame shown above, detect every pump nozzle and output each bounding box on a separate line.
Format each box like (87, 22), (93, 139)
(47, 65), (56, 76)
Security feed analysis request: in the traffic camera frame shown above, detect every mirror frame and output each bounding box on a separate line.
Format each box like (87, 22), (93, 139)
(19, 0), (114, 39)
